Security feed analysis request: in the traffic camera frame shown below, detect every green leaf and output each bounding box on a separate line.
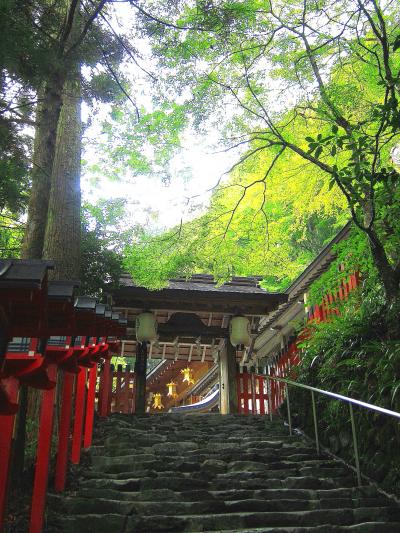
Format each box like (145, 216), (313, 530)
(315, 146), (323, 158)
(391, 383), (400, 405)
(331, 124), (339, 134)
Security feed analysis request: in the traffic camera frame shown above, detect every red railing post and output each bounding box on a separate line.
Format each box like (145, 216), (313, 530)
(0, 377), (19, 531)
(108, 364), (114, 415)
(54, 372), (75, 493)
(71, 367), (87, 465)
(29, 364), (57, 533)
(83, 364), (97, 450)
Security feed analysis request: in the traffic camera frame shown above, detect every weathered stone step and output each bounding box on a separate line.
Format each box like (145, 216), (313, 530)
(213, 465), (351, 479)
(90, 458), (203, 474)
(89, 445), (320, 463)
(91, 453), (337, 473)
(124, 507), (400, 531)
(55, 510), (400, 533)
(46, 414), (400, 532)
(50, 494), (395, 516)
(200, 525), (400, 533)
(74, 485), (382, 503)
(211, 475), (356, 491)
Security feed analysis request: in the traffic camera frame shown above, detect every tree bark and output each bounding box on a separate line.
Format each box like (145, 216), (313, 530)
(21, 75), (65, 259)
(42, 68), (82, 280)
(366, 227), (400, 339)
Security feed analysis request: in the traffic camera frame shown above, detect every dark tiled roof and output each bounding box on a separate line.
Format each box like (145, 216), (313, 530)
(48, 280), (79, 299)
(0, 259), (54, 289)
(75, 296), (97, 311)
(115, 274), (287, 315)
(120, 273), (269, 295)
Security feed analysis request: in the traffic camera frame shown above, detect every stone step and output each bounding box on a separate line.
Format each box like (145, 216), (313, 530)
(51, 494), (395, 516)
(128, 507), (400, 531)
(54, 510), (400, 533)
(73, 485), (382, 503)
(200, 525), (400, 533)
(91, 454), (337, 472)
(46, 414), (400, 532)
(211, 475), (357, 491)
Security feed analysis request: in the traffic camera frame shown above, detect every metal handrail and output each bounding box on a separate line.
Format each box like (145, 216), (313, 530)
(265, 374), (400, 486)
(267, 375), (400, 419)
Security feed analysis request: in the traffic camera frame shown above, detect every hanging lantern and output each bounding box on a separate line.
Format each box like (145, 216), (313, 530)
(152, 393), (164, 410)
(167, 381), (178, 398)
(136, 312), (158, 342)
(181, 367), (195, 385)
(229, 316), (251, 347)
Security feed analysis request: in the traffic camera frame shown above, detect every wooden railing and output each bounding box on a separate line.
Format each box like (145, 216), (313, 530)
(98, 364), (135, 414)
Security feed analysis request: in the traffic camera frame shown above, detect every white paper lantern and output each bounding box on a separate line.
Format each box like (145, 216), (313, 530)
(136, 312), (158, 342)
(229, 316), (251, 347)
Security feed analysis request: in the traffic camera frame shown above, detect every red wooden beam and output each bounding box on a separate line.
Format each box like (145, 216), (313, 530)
(83, 365), (97, 450)
(29, 364), (57, 533)
(54, 372), (75, 493)
(0, 377), (19, 532)
(108, 364), (114, 415)
(71, 367), (87, 465)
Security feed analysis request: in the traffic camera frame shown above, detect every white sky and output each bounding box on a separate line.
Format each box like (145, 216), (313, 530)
(81, 128), (235, 230)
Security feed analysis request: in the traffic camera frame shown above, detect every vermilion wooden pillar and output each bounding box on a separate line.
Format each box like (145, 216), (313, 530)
(0, 377), (19, 532)
(29, 364), (57, 533)
(54, 372), (75, 493)
(99, 359), (111, 418)
(71, 367), (87, 465)
(83, 365), (97, 449)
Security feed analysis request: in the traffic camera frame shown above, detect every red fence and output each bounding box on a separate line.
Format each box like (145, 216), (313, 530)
(108, 365), (135, 414)
(307, 272), (360, 323)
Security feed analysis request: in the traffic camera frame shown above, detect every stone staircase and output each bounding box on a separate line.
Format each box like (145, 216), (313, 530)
(47, 414), (400, 532)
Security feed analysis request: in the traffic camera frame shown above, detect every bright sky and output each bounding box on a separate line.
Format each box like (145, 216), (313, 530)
(81, 2), (236, 233)
(81, 128), (235, 231)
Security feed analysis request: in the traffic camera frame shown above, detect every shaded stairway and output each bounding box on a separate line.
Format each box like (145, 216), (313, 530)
(47, 414), (400, 532)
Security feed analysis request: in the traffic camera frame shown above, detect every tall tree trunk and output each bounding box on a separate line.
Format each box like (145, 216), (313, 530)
(366, 227), (400, 339)
(42, 68), (82, 280)
(21, 74), (65, 259)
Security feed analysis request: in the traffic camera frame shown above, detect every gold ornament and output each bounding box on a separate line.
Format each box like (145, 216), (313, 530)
(181, 367), (195, 385)
(152, 393), (164, 410)
(167, 381), (178, 398)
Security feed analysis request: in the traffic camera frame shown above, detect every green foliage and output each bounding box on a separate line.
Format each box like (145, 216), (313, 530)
(294, 294), (400, 492)
(135, 0), (400, 306)
(80, 198), (138, 298)
(0, 212), (24, 258)
(307, 229), (378, 307)
(123, 117), (348, 290)
(290, 226), (400, 493)
(89, 102), (188, 181)
(0, 110), (30, 215)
